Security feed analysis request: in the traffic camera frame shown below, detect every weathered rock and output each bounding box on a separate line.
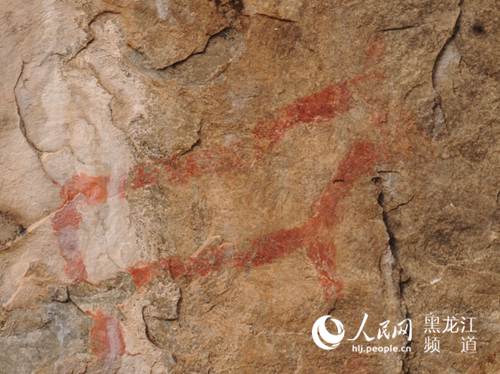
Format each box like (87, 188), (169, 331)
(0, 0), (498, 372)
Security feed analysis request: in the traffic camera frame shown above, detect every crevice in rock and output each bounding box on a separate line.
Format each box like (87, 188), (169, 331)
(432, 2), (462, 91)
(13, 62), (60, 186)
(84, 63), (118, 129)
(67, 290), (88, 316)
(142, 305), (161, 348)
(255, 13), (297, 23)
(376, 169), (400, 175)
(53, 11), (121, 65)
(179, 122), (203, 157)
(378, 191), (399, 259)
(379, 24), (418, 33)
(142, 305), (179, 349)
(214, 0), (244, 13)
(403, 83), (424, 101)
(388, 195), (415, 213)
(213, 0), (244, 21)
(65, 34), (95, 64)
(14, 63), (43, 155)
(430, 0), (462, 139)
(126, 25), (241, 83)
(374, 176), (413, 374)
(0, 207), (63, 251)
(158, 27), (234, 71)
(180, 138), (201, 157)
(0, 212), (26, 251)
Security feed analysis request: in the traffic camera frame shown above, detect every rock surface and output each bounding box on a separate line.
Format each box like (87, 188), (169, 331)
(0, 0), (498, 373)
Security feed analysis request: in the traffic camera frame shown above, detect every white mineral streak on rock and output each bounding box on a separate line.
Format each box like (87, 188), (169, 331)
(118, 299), (169, 372)
(244, 0), (304, 21)
(155, 0), (169, 20)
(117, 283), (179, 373)
(40, 0), (88, 58)
(105, 317), (125, 365)
(37, 67), (72, 152)
(41, 148), (81, 185)
(430, 277), (442, 285)
(6, 1), (150, 284)
(52, 61), (140, 281)
(0, 225), (65, 305)
(2, 1), (164, 367)
(25, 58), (136, 282)
(72, 17), (153, 281)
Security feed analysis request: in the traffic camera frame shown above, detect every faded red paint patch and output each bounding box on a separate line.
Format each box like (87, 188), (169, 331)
(126, 82), (353, 190)
(127, 245), (231, 287)
(163, 256), (213, 279)
(370, 111), (388, 128)
(61, 173), (109, 205)
(364, 37), (385, 66)
(118, 175), (127, 199)
(253, 82), (352, 146)
(89, 310), (125, 363)
(232, 142), (378, 296)
(166, 145), (245, 183)
(122, 43), (392, 298)
(128, 262), (162, 288)
(334, 141), (378, 181)
(306, 241), (342, 299)
(127, 141), (381, 298)
(313, 141), (378, 223)
(52, 200), (82, 231)
(128, 144), (245, 189)
(236, 227), (305, 267)
(52, 201), (87, 281)
(162, 244), (229, 279)
(52, 173), (109, 282)
(131, 164), (158, 189)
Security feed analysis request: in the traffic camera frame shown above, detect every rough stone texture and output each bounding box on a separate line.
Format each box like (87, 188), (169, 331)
(0, 0), (498, 373)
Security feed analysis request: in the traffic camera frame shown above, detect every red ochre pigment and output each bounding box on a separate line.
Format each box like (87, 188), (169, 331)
(252, 82), (352, 145)
(62, 40), (390, 298)
(128, 141), (382, 299)
(52, 174), (109, 281)
(128, 79), (356, 188)
(89, 310), (125, 363)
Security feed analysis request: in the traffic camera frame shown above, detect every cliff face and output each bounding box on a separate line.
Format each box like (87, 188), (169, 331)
(0, 0), (498, 373)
